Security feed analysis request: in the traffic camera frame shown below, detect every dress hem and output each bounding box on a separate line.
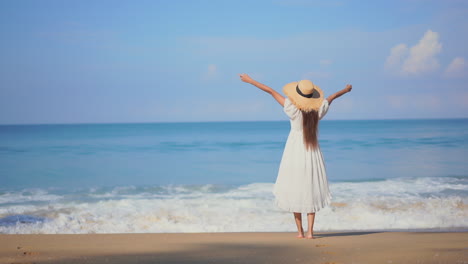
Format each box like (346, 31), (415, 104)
(273, 191), (333, 214)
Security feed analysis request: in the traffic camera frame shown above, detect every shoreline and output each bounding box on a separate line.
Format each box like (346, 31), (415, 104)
(2, 227), (468, 235)
(1, 231), (466, 264)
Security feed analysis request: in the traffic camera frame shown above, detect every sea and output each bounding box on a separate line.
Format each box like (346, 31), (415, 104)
(0, 119), (467, 234)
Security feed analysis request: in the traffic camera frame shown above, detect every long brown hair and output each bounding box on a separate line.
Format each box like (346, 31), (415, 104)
(302, 110), (319, 150)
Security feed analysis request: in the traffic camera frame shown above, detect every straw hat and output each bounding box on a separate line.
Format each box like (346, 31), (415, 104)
(283, 80), (324, 112)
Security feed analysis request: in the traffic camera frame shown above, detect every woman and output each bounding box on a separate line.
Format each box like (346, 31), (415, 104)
(239, 73), (352, 239)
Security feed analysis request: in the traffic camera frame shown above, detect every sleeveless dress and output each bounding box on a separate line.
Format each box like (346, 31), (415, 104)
(273, 98), (332, 213)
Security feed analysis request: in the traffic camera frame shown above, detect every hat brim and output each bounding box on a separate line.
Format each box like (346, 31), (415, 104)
(283, 81), (324, 112)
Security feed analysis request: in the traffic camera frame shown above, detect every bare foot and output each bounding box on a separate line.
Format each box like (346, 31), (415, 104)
(296, 230), (305, 238)
(306, 233), (315, 239)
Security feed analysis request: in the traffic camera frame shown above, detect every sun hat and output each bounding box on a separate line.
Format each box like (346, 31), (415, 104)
(283, 80), (324, 112)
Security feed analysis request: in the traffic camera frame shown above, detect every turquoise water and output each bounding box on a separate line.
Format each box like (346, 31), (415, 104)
(1, 119), (467, 188)
(0, 119), (467, 233)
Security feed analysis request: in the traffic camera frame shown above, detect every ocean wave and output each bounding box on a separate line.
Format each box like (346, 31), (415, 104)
(0, 188), (63, 205)
(0, 177), (466, 234)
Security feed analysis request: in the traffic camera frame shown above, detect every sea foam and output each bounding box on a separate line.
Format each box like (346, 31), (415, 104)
(0, 176), (467, 234)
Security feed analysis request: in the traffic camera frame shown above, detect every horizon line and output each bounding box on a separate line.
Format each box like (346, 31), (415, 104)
(1, 117), (467, 126)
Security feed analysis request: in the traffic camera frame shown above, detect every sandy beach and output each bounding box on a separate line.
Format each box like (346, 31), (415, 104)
(0, 231), (466, 264)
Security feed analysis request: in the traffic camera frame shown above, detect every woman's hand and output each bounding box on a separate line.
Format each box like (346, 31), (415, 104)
(327, 84), (352, 105)
(239, 73), (254, 84)
(345, 84), (352, 93)
(238, 73), (285, 106)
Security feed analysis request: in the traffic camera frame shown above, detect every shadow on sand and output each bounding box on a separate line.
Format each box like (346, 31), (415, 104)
(17, 242), (323, 264)
(9, 232), (383, 264)
(315, 231), (383, 238)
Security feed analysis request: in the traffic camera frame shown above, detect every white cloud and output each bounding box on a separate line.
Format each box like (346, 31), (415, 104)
(202, 64), (218, 80)
(275, 0), (343, 7)
(444, 57), (465, 78)
(415, 94), (441, 109)
(385, 44), (408, 71)
(387, 95), (407, 109)
(454, 92), (468, 109)
(385, 30), (442, 76)
(387, 94), (441, 111)
(320, 59), (333, 67)
(302, 71), (331, 80)
(303, 60), (333, 81)
(329, 97), (354, 113)
(402, 30), (442, 74)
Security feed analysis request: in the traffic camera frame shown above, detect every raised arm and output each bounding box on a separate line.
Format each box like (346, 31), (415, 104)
(239, 73), (285, 106)
(327, 84), (352, 105)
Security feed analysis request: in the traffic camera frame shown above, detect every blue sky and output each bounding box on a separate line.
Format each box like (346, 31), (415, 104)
(0, 0), (467, 124)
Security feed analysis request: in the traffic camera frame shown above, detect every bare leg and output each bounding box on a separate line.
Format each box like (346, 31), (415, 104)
(306, 212), (315, 239)
(293, 212), (304, 238)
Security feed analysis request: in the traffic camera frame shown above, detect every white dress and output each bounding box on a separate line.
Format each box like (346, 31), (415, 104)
(273, 98), (332, 213)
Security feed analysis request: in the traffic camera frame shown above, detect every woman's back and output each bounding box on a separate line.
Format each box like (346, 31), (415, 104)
(283, 98), (330, 132)
(238, 73), (352, 238)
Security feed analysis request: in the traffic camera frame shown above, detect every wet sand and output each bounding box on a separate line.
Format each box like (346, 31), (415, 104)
(0, 231), (466, 263)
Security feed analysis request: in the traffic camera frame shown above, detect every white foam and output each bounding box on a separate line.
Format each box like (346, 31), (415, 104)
(0, 177), (467, 234)
(0, 188), (62, 204)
